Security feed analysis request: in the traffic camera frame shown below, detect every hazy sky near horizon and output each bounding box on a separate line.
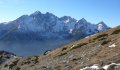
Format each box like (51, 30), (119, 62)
(0, 0), (120, 27)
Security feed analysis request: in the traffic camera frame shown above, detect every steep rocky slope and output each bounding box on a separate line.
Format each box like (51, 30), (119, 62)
(0, 25), (120, 70)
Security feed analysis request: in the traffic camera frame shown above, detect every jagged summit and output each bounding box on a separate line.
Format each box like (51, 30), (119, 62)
(30, 11), (42, 15)
(97, 21), (109, 32)
(45, 12), (55, 16)
(98, 21), (105, 24)
(78, 18), (87, 23)
(97, 21), (107, 27)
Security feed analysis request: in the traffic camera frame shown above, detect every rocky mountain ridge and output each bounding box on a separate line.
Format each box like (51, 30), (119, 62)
(0, 11), (109, 41)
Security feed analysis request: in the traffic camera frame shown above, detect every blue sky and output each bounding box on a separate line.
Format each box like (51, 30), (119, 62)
(0, 0), (120, 27)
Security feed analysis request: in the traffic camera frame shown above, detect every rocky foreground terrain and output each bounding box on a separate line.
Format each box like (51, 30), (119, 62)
(0, 25), (120, 70)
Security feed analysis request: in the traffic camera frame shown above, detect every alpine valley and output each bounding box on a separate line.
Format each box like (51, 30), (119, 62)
(0, 11), (109, 56)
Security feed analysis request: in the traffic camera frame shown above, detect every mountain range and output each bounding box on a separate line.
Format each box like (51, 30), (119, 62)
(0, 11), (109, 41)
(0, 11), (109, 56)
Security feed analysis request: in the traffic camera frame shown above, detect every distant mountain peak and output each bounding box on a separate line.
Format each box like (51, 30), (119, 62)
(81, 18), (87, 21)
(97, 21), (109, 32)
(30, 11), (42, 17)
(78, 18), (87, 23)
(33, 11), (41, 14)
(45, 12), (56, 17)
(97, 21), (106, 25)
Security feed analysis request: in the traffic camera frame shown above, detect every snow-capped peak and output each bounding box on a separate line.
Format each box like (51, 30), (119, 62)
(98, 23), (103, 31)
(97, 21), (109, 32)
(64, 18), (70, 23)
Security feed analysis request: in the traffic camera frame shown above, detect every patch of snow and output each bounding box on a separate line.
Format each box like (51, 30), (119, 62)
(80, 64), (99, 70)
(90, 34), (96, 37)
(13, 56), (19, 58)
(69, 29), (73, 33)
(103, 65), (110, 70)
(90, 64), (99, 69)
(80, 67), (90, 70)
(64, 18), (70, 23)
(102, 63), (120, 70)
(80, 63), (120, 70)
(109, 44), (116, 48)
(85, 36), (89, 38)
(76, 20), (79, 22)
(98, 23), (103, 31)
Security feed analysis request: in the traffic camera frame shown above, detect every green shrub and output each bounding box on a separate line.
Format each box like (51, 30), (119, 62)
(8, 59), (19, 69)
(93, 34), (108, 40)
(0, 56), (2, 61)
(16, 67), (20, 70)
(21, 60), (30, 65)
(4, 64), (8, 67)
(22, 56), (39, 65)
(111, 29), (120, 35)
(101, 40), (111, 45)
(98, 37), (107, 41)
(9, 64), (15, 69)
(31, 56), (39, 64)
(62, 47), (67, 51)
(89, 39), (95, 43)
(58, 52), (67, 56)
